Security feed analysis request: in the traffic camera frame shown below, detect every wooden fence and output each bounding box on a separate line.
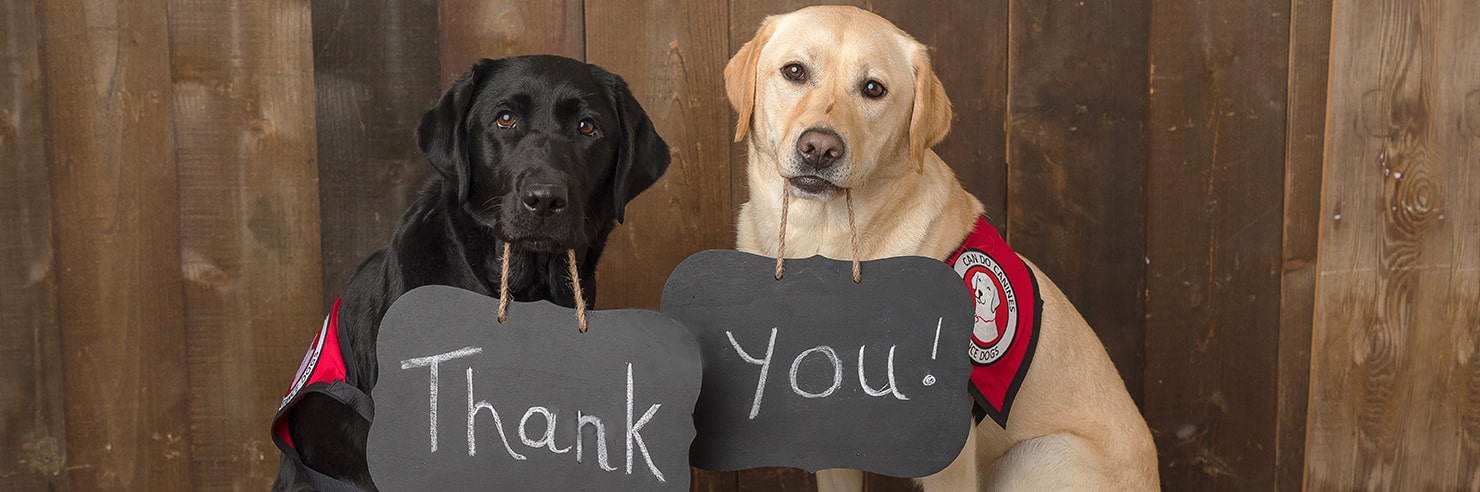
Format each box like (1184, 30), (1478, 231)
(2, 0), (1476, 490)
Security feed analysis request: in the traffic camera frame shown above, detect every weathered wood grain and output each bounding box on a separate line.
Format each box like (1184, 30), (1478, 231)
(0, 0), (68, 488)
(312, 0), (441, 308)
(1144, 0), (1291, 489)
(37, 0), (194, 488)
(438, 0), (583, 84)
(1446, 0), (1480, 482)
(1307, 0), (1479, 489)
(1452, 2), (1480, 483)
(168, 0), (322, 488)
(874, 0), (1009, 232)
(1009, 0), (1150, 404)
(585, 1), (731, 312)
(737, 467), (816, 492)
(1277, 0), (1333, 489)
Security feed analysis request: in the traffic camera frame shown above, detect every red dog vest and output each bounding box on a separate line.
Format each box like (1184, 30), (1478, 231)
(947, 217), (1042, 428)
(271, 298), (374, 491)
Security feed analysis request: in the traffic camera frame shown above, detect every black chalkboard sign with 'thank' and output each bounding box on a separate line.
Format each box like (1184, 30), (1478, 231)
(367, 285), (702, 491)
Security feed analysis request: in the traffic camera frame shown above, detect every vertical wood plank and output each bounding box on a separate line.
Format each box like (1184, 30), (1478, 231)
(1008, 0), (1150, 404)
(1307, 0), (1480, 489)
(36, 0), (194, 489)
(1444, 0), (1480, 483)
(0, 0), (69, 488)
(312, 0), (442, 307)
(691, 467), (739, 492)
(438, 0), (584, 84)
(585, 1), (730, 322)
(586, 1), (735, 490)
(874, 0), (1010, 231)
(168, 1), (321, 488)
(737, 468), (814, 492)
(1448, 1), (1480, 482)
(1276, 0), (1332, 489)
(1144, 0), (1291, 489)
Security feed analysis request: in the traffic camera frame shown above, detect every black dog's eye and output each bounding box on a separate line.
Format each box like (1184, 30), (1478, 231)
(781, 63), (807, 82)
(495, 110), (517, 129)
(577, 118), (597, 136)
(861, 80), (887, 99)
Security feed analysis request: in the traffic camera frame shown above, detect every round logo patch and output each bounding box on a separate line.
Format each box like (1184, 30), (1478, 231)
(952, 249), (1018, 365)
(280, 315), (330, 411)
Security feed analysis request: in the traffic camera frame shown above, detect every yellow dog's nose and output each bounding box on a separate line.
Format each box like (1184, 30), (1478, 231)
(797, 128), (845, 169)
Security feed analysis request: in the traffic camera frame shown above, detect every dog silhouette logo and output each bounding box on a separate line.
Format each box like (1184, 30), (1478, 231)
(953, 249), (1018, 366)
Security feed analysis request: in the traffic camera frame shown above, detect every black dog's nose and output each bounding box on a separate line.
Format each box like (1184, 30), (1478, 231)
(797, 129), (845, 169)
(520, 183), (568, 218)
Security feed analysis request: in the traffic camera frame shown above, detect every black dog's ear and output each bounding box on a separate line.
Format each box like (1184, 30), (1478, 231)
(417, 59), (498, 203)
(594, 67), (670, 223)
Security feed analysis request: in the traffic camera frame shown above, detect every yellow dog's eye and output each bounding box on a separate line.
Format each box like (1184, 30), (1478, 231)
(495, 110), (517, 129)
(861, 80), (887, 99)
(578, 118), (597, 136)
(781, 63), (807, 82)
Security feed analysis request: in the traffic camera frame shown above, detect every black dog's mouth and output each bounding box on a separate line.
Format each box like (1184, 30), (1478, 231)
(501, 232), (566, 253)
(788, 175), (841, 196)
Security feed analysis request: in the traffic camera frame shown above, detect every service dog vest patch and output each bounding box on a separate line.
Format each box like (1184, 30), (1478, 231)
(947, 216), (1041, 428)
(270, 298), (374, 491)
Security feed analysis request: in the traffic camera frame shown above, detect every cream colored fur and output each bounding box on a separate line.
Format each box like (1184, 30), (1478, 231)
(726, 6), (1160, 491)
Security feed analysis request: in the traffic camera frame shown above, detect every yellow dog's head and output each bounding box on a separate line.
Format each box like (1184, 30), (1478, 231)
(726, 5), (952, 201)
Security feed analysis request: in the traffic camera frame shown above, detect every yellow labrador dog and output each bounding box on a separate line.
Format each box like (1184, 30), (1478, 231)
(725, 6), (1159, 491)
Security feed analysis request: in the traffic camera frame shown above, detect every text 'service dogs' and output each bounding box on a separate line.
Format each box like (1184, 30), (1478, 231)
(661, 250), (974, 477)
(367, 286), (701, 491)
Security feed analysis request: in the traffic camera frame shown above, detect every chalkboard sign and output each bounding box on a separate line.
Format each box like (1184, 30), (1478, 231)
(660, 250), (975, 478)
(367, 285), (702, 491)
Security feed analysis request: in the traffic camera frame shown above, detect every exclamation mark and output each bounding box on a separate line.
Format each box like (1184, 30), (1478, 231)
(923, 317), (942, 386)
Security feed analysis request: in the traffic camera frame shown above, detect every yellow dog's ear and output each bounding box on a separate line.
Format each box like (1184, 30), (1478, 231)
(725, 18), (775, 142)
(908, 44), (952, 171)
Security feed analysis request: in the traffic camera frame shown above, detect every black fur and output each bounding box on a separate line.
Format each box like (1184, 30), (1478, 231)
(272, 55), (670, 490)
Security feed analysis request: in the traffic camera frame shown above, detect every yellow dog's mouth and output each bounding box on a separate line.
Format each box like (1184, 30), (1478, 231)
(787, 175), (840, 196)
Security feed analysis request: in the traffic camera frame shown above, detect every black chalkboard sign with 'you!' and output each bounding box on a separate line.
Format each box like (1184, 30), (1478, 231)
(660, 250), (975, 478)
(367, 285), (702, 491)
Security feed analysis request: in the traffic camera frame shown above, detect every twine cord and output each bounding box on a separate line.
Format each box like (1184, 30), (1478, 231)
(497, 243), (587, 333)
(773, 183), (863, 283)
(498, 242), (511, 323)
(566, 249), (588, 333)
(774, 182), (791, 280)
(846, 189), (861, 283)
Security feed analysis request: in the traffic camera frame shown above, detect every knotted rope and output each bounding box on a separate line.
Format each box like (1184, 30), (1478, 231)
(773, 184), (862, 283)
(498, 242), (511, 323)
(566, 249), (588, 333)
(496, 243), (589, 333)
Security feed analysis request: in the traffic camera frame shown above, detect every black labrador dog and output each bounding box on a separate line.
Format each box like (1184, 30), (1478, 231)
(271, 55), (670, 490)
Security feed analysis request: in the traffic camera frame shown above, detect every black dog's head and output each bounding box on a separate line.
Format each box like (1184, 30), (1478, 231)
(417, 55), (670, 253)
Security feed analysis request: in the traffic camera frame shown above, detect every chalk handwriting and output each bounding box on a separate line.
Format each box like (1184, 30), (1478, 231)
(725, 319), (944, 418)
(726, 328), (776, 419)
(400, 346), (482, 452)
(401, 349), (667, 482)
(790, 346), (843, 398)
